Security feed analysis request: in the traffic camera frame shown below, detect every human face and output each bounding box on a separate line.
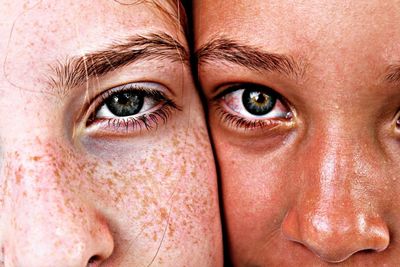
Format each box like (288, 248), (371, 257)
(0, 1), (222, 266)
(195, 1), (400, 265)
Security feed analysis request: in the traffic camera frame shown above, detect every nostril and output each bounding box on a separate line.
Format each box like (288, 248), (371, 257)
(362, 249), (376, 254)
(87, 255), (101, 267)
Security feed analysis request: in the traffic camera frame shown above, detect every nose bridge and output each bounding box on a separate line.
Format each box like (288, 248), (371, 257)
(281, 122), (390, 262)
(1, 142), (114, 267)
(303, 115), (381, 200)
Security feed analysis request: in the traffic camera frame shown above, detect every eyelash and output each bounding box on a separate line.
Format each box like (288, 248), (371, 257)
(211, 84), (293, 131)
(86, 84), (180, 134)
(214, 105), (289, 130)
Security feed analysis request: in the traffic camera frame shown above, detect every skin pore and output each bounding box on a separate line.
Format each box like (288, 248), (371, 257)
(195, 0), (400, 266)
(0, 1), (222, 266)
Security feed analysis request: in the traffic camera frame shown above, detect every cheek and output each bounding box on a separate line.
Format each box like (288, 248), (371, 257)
(0, 126), (219, 264)
(81, 127), (219, 263)
(214, 135), (293, 242)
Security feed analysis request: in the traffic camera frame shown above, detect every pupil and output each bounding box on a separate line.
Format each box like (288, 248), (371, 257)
(242, 88), (276, 115)
(254, 93), (266, 104)
(106, 91), (144, 117)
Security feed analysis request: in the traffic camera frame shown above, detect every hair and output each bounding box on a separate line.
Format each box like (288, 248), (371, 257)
(113, 0), (188, 36)
(153, 0), (188, 35)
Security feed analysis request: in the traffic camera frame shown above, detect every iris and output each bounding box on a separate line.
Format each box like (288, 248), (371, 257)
(105, 92), (144, 117)
(242, 89), (276, 116)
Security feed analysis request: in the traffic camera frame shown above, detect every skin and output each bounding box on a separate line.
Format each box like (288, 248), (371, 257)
(195, 1), (400, 266)
(0, 1), (222, 266)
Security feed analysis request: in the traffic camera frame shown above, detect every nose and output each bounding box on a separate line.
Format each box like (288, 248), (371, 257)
(1, 151), (114, 267)
(281, 130), (390, 263)
(282, 207), (389, 262)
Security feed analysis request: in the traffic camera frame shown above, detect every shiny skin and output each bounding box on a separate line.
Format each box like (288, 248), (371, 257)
(195, 0), (400, 266)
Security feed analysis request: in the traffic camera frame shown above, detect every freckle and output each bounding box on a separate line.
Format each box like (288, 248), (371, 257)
(15, 166), (23, 185)
(164, 170), (172, 177)
(160, 207), (167, 220)
(54, 169), (61, 179)
(168, 223), (175, 237)
(31, 156), (41, 161)
(153, 231), (158, 241)
(106, 179), (114, 187)
(172, 137), (179, 147)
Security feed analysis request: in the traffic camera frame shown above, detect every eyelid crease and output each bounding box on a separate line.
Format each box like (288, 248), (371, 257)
(99, 85), (167, 103)
(209, 81), (284, 101)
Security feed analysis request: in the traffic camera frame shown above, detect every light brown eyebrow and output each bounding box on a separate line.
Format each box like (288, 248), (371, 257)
(195, 36), (305, 80)
(384, 64), (400, 83)
(47, 32), (188, 96)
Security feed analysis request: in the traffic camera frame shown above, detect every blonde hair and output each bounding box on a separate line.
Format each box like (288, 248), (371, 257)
(113, 0), (187, 36)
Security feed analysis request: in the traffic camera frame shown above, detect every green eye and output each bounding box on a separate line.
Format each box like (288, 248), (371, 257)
(242, 89), (276, 115)
(105, 91), (144, 117)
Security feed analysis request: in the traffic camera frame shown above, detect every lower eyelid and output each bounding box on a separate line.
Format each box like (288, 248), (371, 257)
(85, 101), (179, 137)
(215, 107), (285, 131)
(211, 98), (293, 131)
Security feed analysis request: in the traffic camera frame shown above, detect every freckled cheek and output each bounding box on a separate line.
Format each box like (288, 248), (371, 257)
(82, 131), (218, 244)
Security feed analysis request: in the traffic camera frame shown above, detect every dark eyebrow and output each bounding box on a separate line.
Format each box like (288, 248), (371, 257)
(195, 37), (305, 80)
(47, 32), (188, 95)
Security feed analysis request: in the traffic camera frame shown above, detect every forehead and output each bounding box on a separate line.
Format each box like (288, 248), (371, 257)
(195, 0), (400, 58)
(0, 0), (183, 90)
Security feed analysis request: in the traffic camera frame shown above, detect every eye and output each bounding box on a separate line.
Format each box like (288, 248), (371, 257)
(97, 90), (150, 118)
(214, 83), (292, 129)
(86, 82), (179, 134)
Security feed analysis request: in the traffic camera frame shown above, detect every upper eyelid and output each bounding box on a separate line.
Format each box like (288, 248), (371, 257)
(93, 82), (168, 106)
(100, 82), (167, 97)
(213, 83), (280, 100)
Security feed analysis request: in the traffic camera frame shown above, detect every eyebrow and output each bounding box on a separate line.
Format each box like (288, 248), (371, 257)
(195, 37), (305, 80)
(47, 32), (188, 95)
(384, 64), (400, 83)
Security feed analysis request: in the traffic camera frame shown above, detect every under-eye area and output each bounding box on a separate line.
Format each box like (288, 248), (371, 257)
(210, 83), (293, 131)
(85, 82), (181, 136)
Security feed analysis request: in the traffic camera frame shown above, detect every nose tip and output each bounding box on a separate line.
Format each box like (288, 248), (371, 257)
(4, 199), (114, 267)
(9, 211), (114, 267)
(282, 210), (390, 263)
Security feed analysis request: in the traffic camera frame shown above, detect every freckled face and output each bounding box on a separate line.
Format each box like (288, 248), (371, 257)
(195, 0), (400, 266)
(0, 1), (222, 266)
